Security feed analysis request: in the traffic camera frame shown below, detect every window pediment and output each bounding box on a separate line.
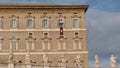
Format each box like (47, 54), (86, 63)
(9, 15), (19, 19)
(71, 15), (81, 18)
(25, 14), (35, 19)
(40, 14), (51, 18)
(56, 15), (66, 18)
(9, 36), (19, 40)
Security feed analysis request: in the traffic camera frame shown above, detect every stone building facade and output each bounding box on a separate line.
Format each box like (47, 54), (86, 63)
(0, 4), (88, 67)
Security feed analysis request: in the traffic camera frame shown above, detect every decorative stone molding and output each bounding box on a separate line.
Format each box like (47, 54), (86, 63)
(56, 15), (66, 18)
(40, 14), (51, 19)
(9, 36), (19, 40)
(25, 13), (35, 19)
(71, 15), (81, 18)
(9, 15), (19, 19)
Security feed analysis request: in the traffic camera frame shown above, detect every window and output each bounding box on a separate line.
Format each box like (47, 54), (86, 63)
(58, 40), (65, 49)
(11, 40), (18, 50)
(73, 19), (79, 28)
(10, 19), (18, 29)
(27, 40), (34, 50)
(58, 19), (64, 27)
(0, 20), (3, 28)
(42, 19), (49, 29)
(43, 40), (50, 50)
(74, 39), (81, 49)
(26, 19), (34, 28)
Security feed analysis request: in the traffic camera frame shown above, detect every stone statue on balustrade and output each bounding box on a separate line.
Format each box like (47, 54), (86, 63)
(95, 55), (99, 67)
(110, 54), (117, 67)
(8, 50), (14, 63)
(75, 54), (83, 68)
(58, 54), (67, 68)
(43, 54), (49, 68)
(25, 50), (31, 64)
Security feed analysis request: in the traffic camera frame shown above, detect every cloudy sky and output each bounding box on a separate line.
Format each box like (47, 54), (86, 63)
(0, 0), (120, 66)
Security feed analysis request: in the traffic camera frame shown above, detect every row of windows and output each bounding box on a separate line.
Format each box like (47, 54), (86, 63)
(0, 18), (80, 29)
(0, 39), (81, 50)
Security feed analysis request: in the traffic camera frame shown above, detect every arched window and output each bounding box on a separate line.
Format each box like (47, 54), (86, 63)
(26, 19), (34, 28)
(10, 19), (18, 29)
(42, 19), (49, 29)
(73, 19), (79, 28)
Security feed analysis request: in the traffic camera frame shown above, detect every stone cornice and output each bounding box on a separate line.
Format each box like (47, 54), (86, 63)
(0, 4), (88, 12)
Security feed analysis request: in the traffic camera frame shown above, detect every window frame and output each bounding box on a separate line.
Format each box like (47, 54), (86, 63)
(26, 40), (35, 50)
(42, 18), (50, 29)
(57, 18), (65, 27)
(10, 40), (18, 50)
(58, 39), (66, 50)
(26, 19), (34, 29)
(73, 18), (80, 28)
(10, 19), (18, 29)
(42, 39), (50, 50)
(73, 39), (81, 49)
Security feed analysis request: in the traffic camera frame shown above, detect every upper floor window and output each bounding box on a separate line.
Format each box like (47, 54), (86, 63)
(26, 19), (34, 29)
(42, 19), (49, 29)
(0, 20), (3, 28)
(73, 19), (79, 28)
(58, 18), (65, 27)
(10, 19), (18, 29)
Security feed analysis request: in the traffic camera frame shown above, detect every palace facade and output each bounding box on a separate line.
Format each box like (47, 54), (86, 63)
(0, 4), (88, 67)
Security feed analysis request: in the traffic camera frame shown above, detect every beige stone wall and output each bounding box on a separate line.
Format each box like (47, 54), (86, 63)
(0, 5), (88, 67)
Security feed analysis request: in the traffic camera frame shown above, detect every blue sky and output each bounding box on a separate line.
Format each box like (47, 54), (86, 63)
(0, 0), (120, 67)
